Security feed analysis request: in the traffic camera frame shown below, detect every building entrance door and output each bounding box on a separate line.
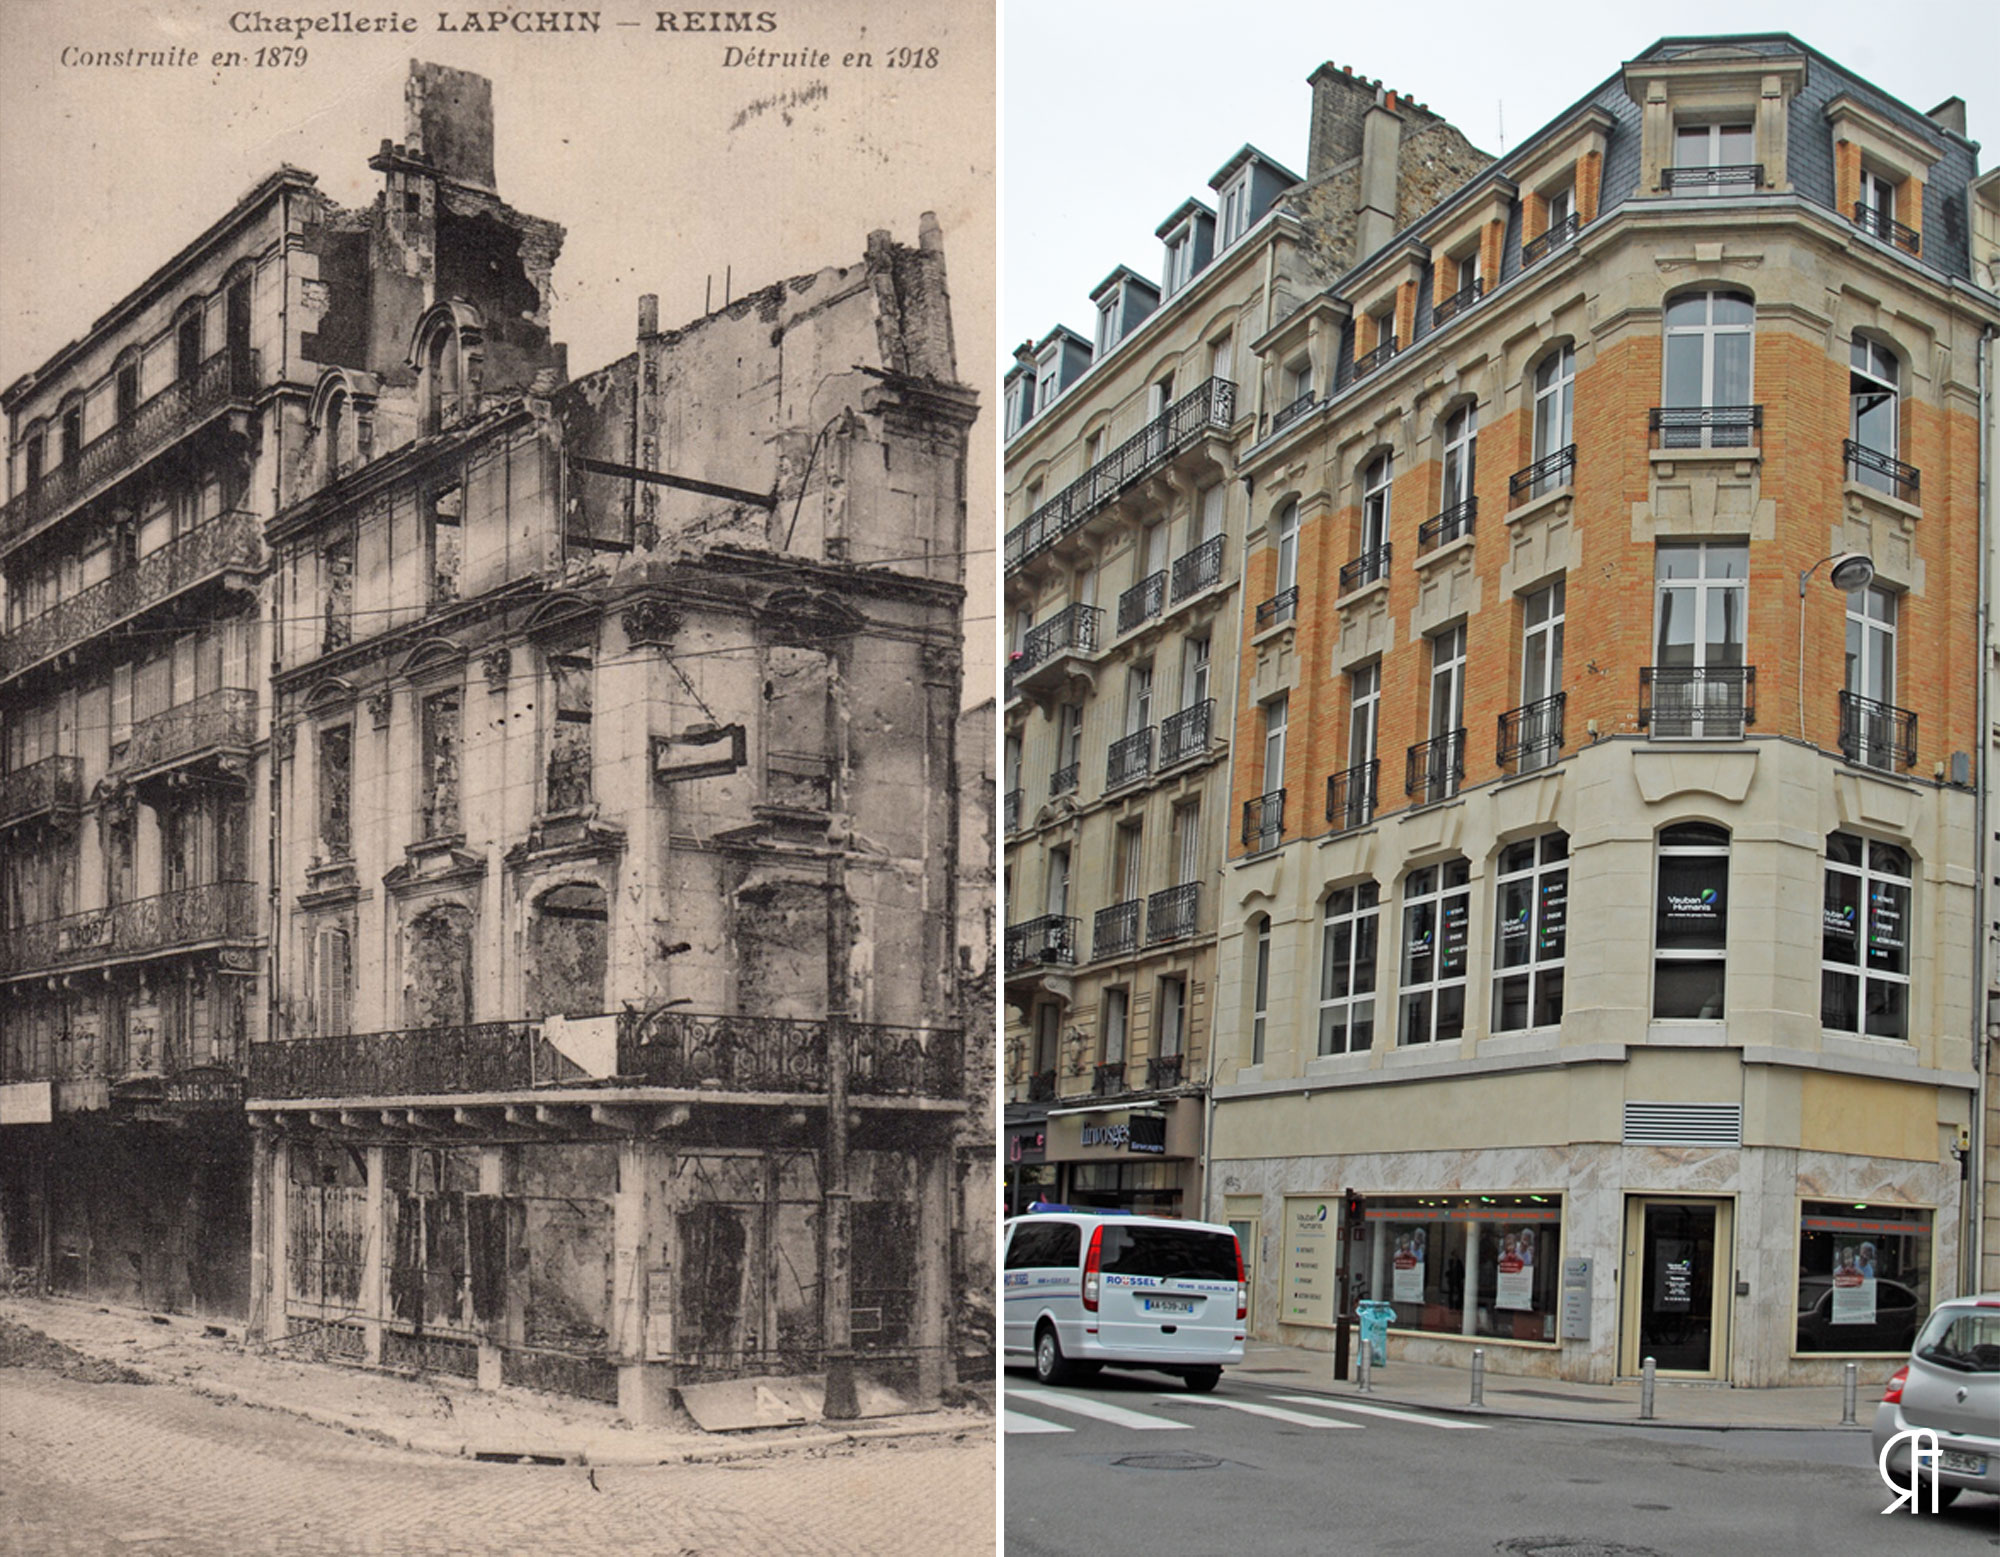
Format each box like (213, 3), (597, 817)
(1620, 1196), (1732, 1377)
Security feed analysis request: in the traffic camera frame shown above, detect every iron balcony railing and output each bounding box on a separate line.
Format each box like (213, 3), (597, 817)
(1170, 534), (1226, 601)
(0, 351), (261, 555)
(1146, 882), (1200, 944)
(1003, 787), (1023, 833)
(1418, 498), (1476, 555)
(1147, 1053), (1184, 1089)
(1639, 665), (1757, 738)
(0, 510), (262, 684)
(1158, 700), (1213, 766)
(1853, 203), (1921, 256)
(1017, 602), (1103, 674)
(1004, 378), (1237, 569)
(250, 1022), (570, 1100)
(1407, 728), (1467, 805)
(1650, 405), (1762, 452)
(1106, 727), (1154, 789)
(1027, 1068), (1058, 1103)
(1510, 444), (1576, 505)
(0, 880), (258, 978)
(1661, 164), (1764, 194)
(1843, 440), (1921, 505)
(0, 754), (82, 830)
(1325, 758), (1378, 832)
(618, 1009), (960, 1099)
(1430, 277), (1483, 328)
(1351, 336), (1399, 380)
(1523, 212), (1582, 266)
(1049, 762), (1080, 799)
(1117, 570), (1167, 633)
(1005, 915), (1079, 974)
(1256, 586), (1299, 630)
(123, 688), (258, 777)
(1093, 899), (1142, 960)
(1838, 691), (1917, 771)
(1242, 789), (1285, 851)
(1498, 691), (1566, 772)
(1340, 543), (1392, 593)
(1272, 392), (1318, 434)
(1092, 1061), (1126, 1096)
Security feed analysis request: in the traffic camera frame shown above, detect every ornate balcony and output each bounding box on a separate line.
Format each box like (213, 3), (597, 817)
(1093, 900), (1142, 961)
(1271, 392), (1317, 434)
(1146, 882), (1199, 944)
(1661, 164), (1763, 194)
(1523, 213), (1581, 266)
(1049, 762), (1079, 799)
(1026, 1068), (1058, 1103)
(1351, 336), (1398, 380)
(1158, 700), (1213, 766)
(1117, 570), (1166, 633)
(0, 755), (82, 831)
(1012, 603), (1103, 702)
(1418, 499), (1476, 555)
(0, 352), (261, 556)
(250, 1022), (567, 1100)
(122, 688), (258, 779)
(1498, 692), (1566, 773)
(1844, 440), (1920, 505)
(1639, 665), (1756, 739)
(1510, 445), (1576, 505)
(1406, 728), (1466, 805)
(1004, 378), (1236, 569)
(1255, 586), (1299, 630)
(0, 881), (258, 979)
(1005, 915), (1079, 975)
(1092, 1061), (1127, 1097)
(1325, 759), (1378, 833)
(1170, 534), (1225, 601)
(1838, 691), (1916, 772)
(1106, 727), (1153, 790)
(1650, 405), (1761, 452)
(1339, 543), (1392, 593)
(0, 510), (262, 685)
(1852, 203), (1920, 255)
(1430, 278), (1483, 328)
(1146, 1053), (1184, 1090)
(1242, 789), (1285, 852)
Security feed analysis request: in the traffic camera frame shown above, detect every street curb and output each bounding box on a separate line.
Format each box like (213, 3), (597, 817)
(1259, 1378), (1869, 1433)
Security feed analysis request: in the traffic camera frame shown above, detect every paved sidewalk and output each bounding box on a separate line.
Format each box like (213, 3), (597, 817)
(0, 1294), (993, 1466)
(1229, 1337), (1889, 1431)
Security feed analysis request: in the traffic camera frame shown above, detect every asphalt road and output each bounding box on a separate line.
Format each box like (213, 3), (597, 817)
(1003, 1366), (1999, 1557)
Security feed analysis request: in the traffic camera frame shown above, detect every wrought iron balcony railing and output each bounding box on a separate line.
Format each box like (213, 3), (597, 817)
(1510, 444), (1576, 505)
(622, 1009), (959, 1098)
(249, 1021), (570, 1100)
(1430, 277), (1483, 328)
(0, 510), (262, 684)
(1325, 758), (1378, 832)
(1005, 915), (1079, 974)
(1016, 603), (1103, 679)
(1843, 440), (1921, 505)
(1271, 392), (1317, 434)
(1003, 378), (1236, 569)
(1498, 691), (1566, 773)
(1255, 586), (1299, 631)
(1639, 665), (1756, 738)
(1406, 728), (1467, 806)
(1093, 899), (1142, 960)
(1838, 691), (1917, 771)
(1650, 405), (1762, 452)
(1351, 336), (1398, 380)
(1026, 1068), (1057, 1103)
(1106, 727), (1154, 789)
(1146, 882), (1200, 944)
(1003, 787), (1023, 833)
(0, 880), (258, 978)
(1662, 164), (1764, 194)
(1852, 203), (1921, 255)
(1158, 700), (1213, 766)
(1242, 789), (1285, 852)
(0, 351), (261, 554)
(1523, 212), (1581, 266)
(1418, 498), (1476, 554)
(1092, 1061), (1127, 1096)
(1146, 1053), (1184, 1089)
(1117, 570), (1167, 633)
(1170, 534), (1226, 602)
(1340, 543), (1392, 593)
(1049, 762), (1079, 799)
(123, 688), (258, 777)
(0, 754), (82, 830)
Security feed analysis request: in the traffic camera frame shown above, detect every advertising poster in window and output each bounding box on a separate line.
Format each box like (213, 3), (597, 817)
(1866, 885), (1906, 972)
(1539, 873), (1567, 954)
(1655, 1246), (1694, 1312)
(1392, 1228), (1426, 1302)
(1495, 1229), (1535, 1310)
(1440, 893), (1470, 975)
(1282, 1197), (1337, 1327)
(1658, 859), (1727, 948)
(1830, 1240), (1878, 1325)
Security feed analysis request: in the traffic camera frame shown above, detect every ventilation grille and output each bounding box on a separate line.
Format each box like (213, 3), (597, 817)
(1623, 1102), (1742, 1147)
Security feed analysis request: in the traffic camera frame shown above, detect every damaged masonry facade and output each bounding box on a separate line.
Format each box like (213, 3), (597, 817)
(0, 62), (984, 1425)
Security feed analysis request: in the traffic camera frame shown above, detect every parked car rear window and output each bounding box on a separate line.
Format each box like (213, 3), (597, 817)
(1098, 1226), (1237, 1281)
(1916, 1309), (2000, 1372)
(1006, 1221), (1081, 1269)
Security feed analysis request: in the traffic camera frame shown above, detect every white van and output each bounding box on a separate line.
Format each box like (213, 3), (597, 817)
(1002, 1208), (1246, 1392)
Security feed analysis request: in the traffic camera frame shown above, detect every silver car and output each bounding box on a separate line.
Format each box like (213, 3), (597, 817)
(1871, 1293), (2000, 1509)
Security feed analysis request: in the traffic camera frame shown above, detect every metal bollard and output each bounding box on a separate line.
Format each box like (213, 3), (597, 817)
(1470, 1346), (1486, 1407)
(1640, 1356), (1657, 1420)
(1356, 1339), (1372, 1393)
(1842, 1361), (1858, 1426)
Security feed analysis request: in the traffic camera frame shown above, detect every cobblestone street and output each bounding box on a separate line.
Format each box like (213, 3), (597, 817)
(0, 1365), (993, 1556)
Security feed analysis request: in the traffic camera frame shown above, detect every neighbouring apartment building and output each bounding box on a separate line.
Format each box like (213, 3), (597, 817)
(1202, 36), (1999, 1387)
(2, 62), (982, 1423)
(1000, 65), (1488, 1218)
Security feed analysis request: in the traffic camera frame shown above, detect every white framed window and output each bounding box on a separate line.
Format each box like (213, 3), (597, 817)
(1197, 481), (1226, 545)
(1654, 822), (1729, 1019)
(1418, 624), (1466, 804)
(1157, 975), (1186, 1057)
(1652, 542), (1748, 738)
(1173, 799), (1201, 885)
(1095, 297), (1118, 358)
(1035, 351), (1060, 412)
(1181, 636), (1211, 709)
(1113, 820), (1144, 906)
(1822, 833), (1911, 1040)
(1492, 832), (1568, 1032)
(1849, 338), (1902, 493)
(1103, 986), (1129, 1065)
(1263, 694), (1288, 793)
(1859, 169), (1897, 225)
(1531, 346), (1576, 490)
(1340, 661), (1380, 830)
(1163, 228), (1195, 295)
(1662, 290), (1755, 448)
(1441, 406), (1477, 511)
(1545, 183), (1575, 231)
(1362, 453), (1393, 557)
(1125, 662), (1153, 736)
(1516, 580), (1566, 772)
(1318, 883), (1380, 1055)
(1250, 918), (1270, 1065)
(1209, 331), (1235, 386)
(1285, 357), (1313, 409)
(1844, 586), (1900, 769)
(1219, 173), (1251, 247)
(1672, 122), (1755, 194)
(1045, 846), (1071, 918)
(1398, 858), (1470, 1045)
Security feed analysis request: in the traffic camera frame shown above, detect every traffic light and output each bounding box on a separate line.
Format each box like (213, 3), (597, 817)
(1343, 1187), (1367, 1227)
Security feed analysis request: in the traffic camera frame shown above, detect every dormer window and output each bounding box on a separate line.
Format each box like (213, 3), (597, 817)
(1164, 229), (1195, 295)
(1095, 296), (1118, 357)
(1035, 352), (1060, 413)
(1218, 172), (1251, 248)
(423, 324), (461, 434)
(1670, 122), (1758, 195)
(1006, 374), (1031, 436)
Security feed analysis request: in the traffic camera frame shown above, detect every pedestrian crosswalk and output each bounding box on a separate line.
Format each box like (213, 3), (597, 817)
(1004, 1381), (1487, 1436)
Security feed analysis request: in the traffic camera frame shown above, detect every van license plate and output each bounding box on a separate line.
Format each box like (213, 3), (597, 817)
(1141, 1297), (1195, 1315)
(1936, 1450), (1986, 1475)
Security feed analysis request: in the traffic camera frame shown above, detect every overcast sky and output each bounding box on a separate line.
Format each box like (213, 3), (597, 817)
(1003, 0), (1999, 354)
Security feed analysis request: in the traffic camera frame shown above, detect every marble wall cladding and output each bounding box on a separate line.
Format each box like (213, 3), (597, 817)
(1215, 1139), (1962, 1387)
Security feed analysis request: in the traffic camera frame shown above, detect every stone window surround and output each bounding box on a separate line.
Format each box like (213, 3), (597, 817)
(1825, 94), (1944, 244)
(1249, 294), (1349, 434)
(1421, 184), (1516, 308)
(1510, 107), (1615, 245)
(1623, 54), (1807, 195)
(1345, 248), (1427, 363)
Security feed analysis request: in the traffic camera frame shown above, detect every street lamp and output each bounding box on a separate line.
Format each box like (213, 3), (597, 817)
(1797, 552), (1875, 738)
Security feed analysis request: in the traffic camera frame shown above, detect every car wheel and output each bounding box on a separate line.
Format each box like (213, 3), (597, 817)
(1034, 1325), (1072, 1385)
(1183, 1367), (1222, 1393)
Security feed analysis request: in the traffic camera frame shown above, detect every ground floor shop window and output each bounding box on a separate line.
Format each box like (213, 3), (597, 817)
(1067, 1159), (1184, 1218)
(1795, 1201), (1932, 1354)
(1362, 1193), (1562, 1342)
